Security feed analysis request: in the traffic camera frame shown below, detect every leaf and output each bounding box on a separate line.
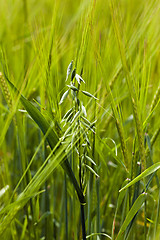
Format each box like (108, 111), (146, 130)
(81, 90), (98, 100)
(5, 77), (86, 205)
(81, 115), (91, 125)
(81, 103), (87, 116)
(62, 107), (73, 120)
(82, 128), (91, 147)
(70, 110), (80, 124)
(80, 120), (95, 133)
(66, 60), (73, 81)
(67, 84), (79, 91)
(71, 68), (76, 81)
(59, 89), (69, 105)
(119, 162), (160, 192)
(116, 193), (147, 240)
(65, 111), (74, 123)
(85, 155), (96, 165)
(75, 74), (85, 84)
(85, 164), (99, 178)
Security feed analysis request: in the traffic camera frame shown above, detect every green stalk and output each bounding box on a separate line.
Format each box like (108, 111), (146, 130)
(87, 178), (92, 235)
(57, 183), (65, 239)
(77, 80), (86, 240)
(154, 190), (160, 239)
(96, 174), (100, 236)
(64, 174), (68, 240)
(81, 204), (86, 240)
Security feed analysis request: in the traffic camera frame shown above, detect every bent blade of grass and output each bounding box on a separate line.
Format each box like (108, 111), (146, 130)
(86, 232), (111, 239)
(119, 162), (160, 192)
(116, 193), (147, 240)
(4, 76), (85, 205)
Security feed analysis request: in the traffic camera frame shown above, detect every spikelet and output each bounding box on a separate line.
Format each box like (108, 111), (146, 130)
(0, 72), (12, 109)
(0, 72), (16, 125)
(132, 97), (146, 171)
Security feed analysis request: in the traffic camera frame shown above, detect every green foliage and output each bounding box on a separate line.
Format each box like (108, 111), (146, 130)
(0, 0), (160, 239)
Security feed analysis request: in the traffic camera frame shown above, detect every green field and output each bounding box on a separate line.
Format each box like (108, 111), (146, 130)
(0, 0), (160, 239)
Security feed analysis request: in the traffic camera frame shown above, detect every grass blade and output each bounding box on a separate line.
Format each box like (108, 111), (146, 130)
(116, 193), (147, 240)
(119, 163), (160, 192)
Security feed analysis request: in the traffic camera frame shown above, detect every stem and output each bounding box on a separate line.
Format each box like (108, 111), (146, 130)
(144, 200), (147, 240)
(96, 175), (100, 235)
(76, 80), (86, 240)
(81, 205), (86, 240)
(64, 174), (68, 240)
(87, 178), (92, 235)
